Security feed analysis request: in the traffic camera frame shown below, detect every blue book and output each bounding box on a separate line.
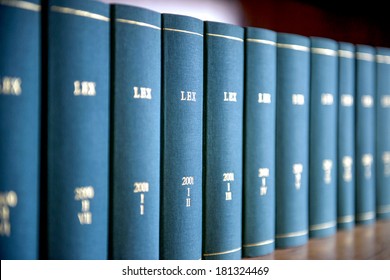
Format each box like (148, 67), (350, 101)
(161, 14), (203, 260)
(110, 4), (161, 260)
(0, 0), (41, 260)
(337, 43), (356, 229)
(275, 33), (310, 248)
(355, 45), (376, 225)
(203, 21), (244, 260)
(47, 0), (110, 259)
(243, 27), (276, 257)
(376, 47), (390, 219)
(309, 37), (338, 238)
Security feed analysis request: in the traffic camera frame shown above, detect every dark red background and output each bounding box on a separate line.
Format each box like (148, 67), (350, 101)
(240, 0), (390, 47)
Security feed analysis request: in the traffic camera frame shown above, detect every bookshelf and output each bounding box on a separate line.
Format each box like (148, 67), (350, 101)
(245, 220), (390, 260)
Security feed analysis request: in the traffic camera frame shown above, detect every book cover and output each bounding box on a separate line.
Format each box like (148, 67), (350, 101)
(275, 33), (310, 248)
(376, 47), (390, 219)
(337, 42), (356, 229)
(46, 0), (110, 259)
(110, 4), (161, 260)
(203, 21), (244, 260)
(309, 37), (338, 238)
(243, 27), (276, 257)
(355, 45), (376, 225)
(0, 0), (41, 260)
(161, 14), (203, 260)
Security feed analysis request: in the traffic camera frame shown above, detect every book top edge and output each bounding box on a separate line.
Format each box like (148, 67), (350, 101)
(49, 0), (109, 17)
(277, 32), (310, 50)
(246, 27), (277, 42)
(311, 36), (338, 50)
(205, 21), (244, 41)
(0, 0), (41, 11)
(112, 4), (161, 27)
(339, 42), (355, 51)
(162, 13), (203, 34)
(376, 47), (390, 56)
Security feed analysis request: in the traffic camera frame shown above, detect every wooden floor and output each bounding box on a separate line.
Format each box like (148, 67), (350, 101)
(245, 220), (390, 260)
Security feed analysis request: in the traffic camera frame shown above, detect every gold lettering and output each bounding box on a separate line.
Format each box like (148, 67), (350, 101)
(180, 90), (196, 102)
(361, 95), (373, 108)
(0, 77), (22, 95)
(224, 91), (237, 102)
(341, 94), (354, 106)
(292, 94), (305, 105)
(74, 186), (94, 225)
(322, 160), (333, 184)
(223, 173), (235, 181)
(362, 154), (373, 179)
(383, 152), (390, 177)
(258, 168), (269, 196)
(0, 191), (18, 237)
(293, 164), (303, 190)
(381, 95), (390, 108)
(258, 93), (271, 104)
(133, 182), (150, 193)
(133, 87), (152, 100)
(181, 176), (194, 186)
(342, 156), (353, 182)
(321, 93), (334, 105)
(73, 80), (96, 96)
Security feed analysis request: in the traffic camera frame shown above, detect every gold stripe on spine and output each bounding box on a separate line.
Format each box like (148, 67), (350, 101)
(356, 52), (375, 62)
(246, 38), (276, 46)
(337, 215), (355, 224)
(309, 221), (337, 231)
(116, 18), (160, 30)
(203, 247), (241, 257)
(207, 33), (243, 42)
(356, 211), (375, 221)
(275, 230), (308, 239)
(276, 43), (309, 52)
(0, 0), (40, 11)
(376, 54), (390, 64)
(338, 50), (354, 59)
(243, 239), (274, 248)
(51, 6), (109, 22)
(311, 47), (337, 56)
(377, 205), (390, 214)
(163, 28), (203, 37)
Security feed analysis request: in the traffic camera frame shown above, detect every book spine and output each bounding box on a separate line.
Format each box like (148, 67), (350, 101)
(47, 0), (110, 259)
(0, 0), (41, 260)
(355, 45), (376, 225)
(110, 5), (161, 260)
(376, 47), (390, 219)
(203, 21), (244, 260)
(309, 37), (338, 238)
(275, 33), (310, 248)
(161, 14), (203, 260)
(243, 27), (276, 257)
(337, 43), (356, 229)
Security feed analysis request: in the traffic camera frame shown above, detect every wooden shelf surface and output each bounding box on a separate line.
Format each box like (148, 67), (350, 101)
(246, 220), (390, 260)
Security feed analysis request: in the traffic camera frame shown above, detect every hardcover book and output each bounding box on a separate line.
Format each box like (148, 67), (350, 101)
(0, 0), (41, 260)
(355, 45), (376, 225)
(110, 4), (161, 260)
(203, 21), (244, 260)
(309, 37), (338, 238)
(376, 47), (390, 219)
(161, 14), (203, 260)
(243, 27), (276, 257)
(46, 0), (110, 259)
(337, 42), (356, 229)
(275, 33), (310, 248)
